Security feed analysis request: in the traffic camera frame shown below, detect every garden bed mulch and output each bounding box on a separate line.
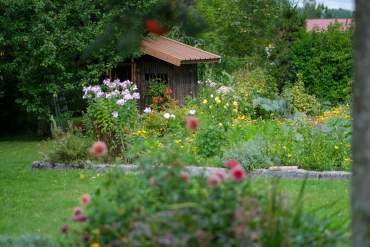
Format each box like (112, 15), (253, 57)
(31, 161), (351, 180)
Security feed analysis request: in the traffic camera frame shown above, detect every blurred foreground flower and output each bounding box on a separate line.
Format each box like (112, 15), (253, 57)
(186, 116), (199, 130)
(89, 141), (108, 157)
(80, 194), (91, 205)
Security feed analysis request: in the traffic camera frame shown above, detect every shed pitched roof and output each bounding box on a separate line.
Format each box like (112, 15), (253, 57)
(141, 35), (221, 66)
(306, 18), (352, 32)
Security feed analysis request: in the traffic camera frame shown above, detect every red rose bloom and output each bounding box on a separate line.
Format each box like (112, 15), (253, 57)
(186, 116), (199, 130)
(225, 160), (240, 169)
(231, 166), (246, 182)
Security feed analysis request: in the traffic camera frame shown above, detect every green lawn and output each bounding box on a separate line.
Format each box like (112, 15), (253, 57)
(0, 137), (350, 239)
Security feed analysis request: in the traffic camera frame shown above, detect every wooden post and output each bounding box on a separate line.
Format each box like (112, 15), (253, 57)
(352, 0), (370, 246)
(131, 62), (137, 82)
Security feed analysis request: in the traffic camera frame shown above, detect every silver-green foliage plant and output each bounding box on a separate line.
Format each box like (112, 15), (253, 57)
(223, 136), (274, 171)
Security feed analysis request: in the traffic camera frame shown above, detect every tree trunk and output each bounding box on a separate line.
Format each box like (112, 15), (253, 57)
(352, 0), (370, 246)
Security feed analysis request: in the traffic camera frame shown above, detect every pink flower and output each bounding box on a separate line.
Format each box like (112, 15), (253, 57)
(89, 141), (108, 157)
(73, 214), (87, 222)
(208, 174), (222, 187)
(214, 170), (227, 181)
(80, 194), (91, 205)
(73, 207), (82, 216)
(180, 172), (189, 182)
(225, 160), (240, 169)
(186, 116), (199, 130)
(231, 166), (246, 182)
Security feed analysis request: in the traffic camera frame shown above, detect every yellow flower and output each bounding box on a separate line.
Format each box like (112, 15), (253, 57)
(218, 123), (223, 127)
(226, 102), (230, 107)
(209, 105), (213, 109)
(287, 153), (292, 158)
(203, 99), (208, 104)
(175, 139), (181, 144)
(233, 101), (238, 106)
(344, 157), (351, 162)
(91, 243), (101, 247)
(233, 108), (238, 113)
(215, 96), (221, 104)
(335, 145), (339, 150)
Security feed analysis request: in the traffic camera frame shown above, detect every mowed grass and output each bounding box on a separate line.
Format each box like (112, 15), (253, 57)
(0, 137), (350, 239)
(0, 137), (103, 238)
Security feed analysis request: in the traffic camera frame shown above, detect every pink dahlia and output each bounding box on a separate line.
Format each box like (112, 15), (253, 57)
(89, 141), (108, 157)
(208, 174), (222, 187)
(231, 166), (246, 182)
(186, 116), (199, 130)
(225, 160), (241, 169)
(80, 194), (91, 205)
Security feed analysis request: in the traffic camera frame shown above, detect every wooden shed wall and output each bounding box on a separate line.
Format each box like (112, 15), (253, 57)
(135, 55), (197, 107)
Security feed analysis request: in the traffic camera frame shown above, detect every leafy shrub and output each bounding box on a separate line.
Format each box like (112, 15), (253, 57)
(223, 136), (274, 171)
(195, 125), (226, 157)
(290, 25), (352, 103)
(283, 74), (321, 115)
(0, 235), (57, 247)
(145, 81), (177, 111)
(61, 167), (345, 246)
(233, 67), (278, 100)
(42, 133), (93, 164)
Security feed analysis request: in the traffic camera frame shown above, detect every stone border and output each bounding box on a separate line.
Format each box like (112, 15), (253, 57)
(31, 161), (351, 180)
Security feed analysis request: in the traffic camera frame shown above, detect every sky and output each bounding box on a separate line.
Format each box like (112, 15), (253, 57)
(297, 0), (354, 10)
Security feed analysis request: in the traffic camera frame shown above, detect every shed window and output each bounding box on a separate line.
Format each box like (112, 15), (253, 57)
(145, 73), (168, 84)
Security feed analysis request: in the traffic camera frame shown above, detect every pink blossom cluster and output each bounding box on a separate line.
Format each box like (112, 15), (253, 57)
(83, 79), (140, 106)
(207, 160), (246, 187)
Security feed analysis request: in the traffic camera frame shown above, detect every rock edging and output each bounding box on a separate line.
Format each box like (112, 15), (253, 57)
(31, 161), (351, 180)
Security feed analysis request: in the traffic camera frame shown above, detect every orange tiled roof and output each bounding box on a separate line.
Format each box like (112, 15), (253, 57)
(142, 35), (221, 66)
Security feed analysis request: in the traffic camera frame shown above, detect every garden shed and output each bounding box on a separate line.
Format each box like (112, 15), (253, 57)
(110, 35), (221, 107)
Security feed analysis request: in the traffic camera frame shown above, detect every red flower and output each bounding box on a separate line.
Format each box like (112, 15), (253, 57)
(186, 116), (199, 130)
(208, 174), (222, 187)
(231, 166), (246, 182)
(80, 194), (91, 205)
(180, 172), (189, 182)
(145, 19), (165, 35)
(225, 160), (240, 169)
(89, 141), (108, 157)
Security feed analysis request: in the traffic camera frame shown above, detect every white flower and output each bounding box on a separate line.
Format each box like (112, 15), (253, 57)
(116, 99), (126, 105)
(112, 111), (119, 118)
(132, 92), (140, 100)
(210, 94), (214, 98)
(217, 86), (233, 95)
(163, 113), (171, 119)
(170, 114), (175, 119)
(189, 109), (196, 115)
(144, 107), (151, 113)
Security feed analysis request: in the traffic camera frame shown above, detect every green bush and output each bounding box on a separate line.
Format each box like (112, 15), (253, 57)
(195, 125), (226, 158)
(61, 167), (345, 246)
(42, 132), (92, 164)
(233, 67), (277, 100)
(283, 74), (321, 115)
(290, 25), (352, 103)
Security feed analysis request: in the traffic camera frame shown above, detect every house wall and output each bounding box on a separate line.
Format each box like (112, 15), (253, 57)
(135, 55), (197, 108)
